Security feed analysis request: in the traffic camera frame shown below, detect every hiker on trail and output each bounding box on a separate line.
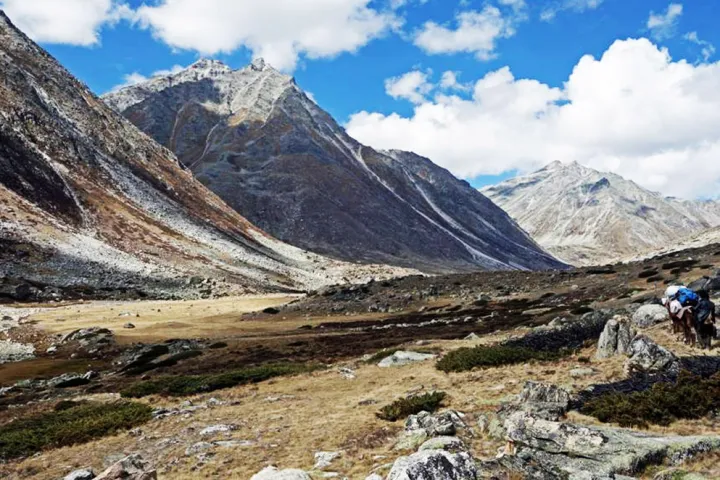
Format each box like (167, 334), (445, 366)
(695, 290), (716, 350)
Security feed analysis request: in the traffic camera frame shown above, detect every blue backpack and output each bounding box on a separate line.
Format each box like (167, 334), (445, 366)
(676, 287), (700, 307)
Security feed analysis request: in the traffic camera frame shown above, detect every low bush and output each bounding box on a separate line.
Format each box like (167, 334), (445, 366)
(376, 391), (447, 422)
(436, 345), (564, 373)
(120, 363), (320, 398)
(0, 401), (151, 460)
(581, 371), (720, 428)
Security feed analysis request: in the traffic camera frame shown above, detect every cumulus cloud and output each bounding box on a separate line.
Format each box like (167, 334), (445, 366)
(133, 0), (400, 71)
(0, 0), (130, 46)
(347, 38), (720, 199)
(647, 3), (683, 40)
(540, 0), (603, 22)
(385, 70), (434, 104)
(413, 5), (521, 61)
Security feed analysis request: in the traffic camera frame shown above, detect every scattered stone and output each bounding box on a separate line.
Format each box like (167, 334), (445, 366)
(418, 436), (466, 452)
(624, 335), (680, 377)
(378, 351), (436, 368)
(46, 345), (58, 354)
(463, 333), (480, 341)
(386, 450), (477, 480)
(0, 340), (35, 364)
(64, 468), (96, 480)
(186, 442), (214, 456)
(94, 454), (156, 480)
(314, 451), (341, 470)
(199, 424), (236, 436)
(47, 371), (97, 389)
(250, 466), (311, 480)
(339, 367), (356, 380)
(596, 316), (636, 359)
(263, 307), (281, 315)
(570, 368), (595, 378)
(632, 305), (668, 328)
(124, 323), (136, 329)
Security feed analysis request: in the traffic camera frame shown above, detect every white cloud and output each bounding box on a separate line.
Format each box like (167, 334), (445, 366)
(109, 64), (185, 92)
(647, 3), (683, 40)
(385, 70), (434, 104)
(685, 31), (715, 62)
(413, 6), (519, 61)
(0, 0), (130, 46)
(439, 71), (470, 91)
(541, 0), (603, 22)
(133, 0), (400, 72)
(347, 38), (720, 199)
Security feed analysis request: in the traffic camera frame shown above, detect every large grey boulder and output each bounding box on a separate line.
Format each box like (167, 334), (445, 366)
(64, 469), (95, 480)
(406, 410), (466, 437)
(596, 316), (636, 359)
(624, 335), (680, 377)
(250, 466), (311, 480)
(504, 381), (571, 421)
(502, 411), (720, 479)
(386, 450), (477, 480)
(632, 305), (668, 328)
(378, 351), (436, 368)
(94, 454), (155, 480)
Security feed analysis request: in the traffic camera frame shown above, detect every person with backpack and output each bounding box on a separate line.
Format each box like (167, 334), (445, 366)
(695, 290), (716, 350)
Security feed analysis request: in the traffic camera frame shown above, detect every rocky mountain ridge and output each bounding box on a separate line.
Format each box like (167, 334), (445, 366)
(0, 11), (410, 301)
(104, 60), (565, 273)
(482, 161), (720, 266)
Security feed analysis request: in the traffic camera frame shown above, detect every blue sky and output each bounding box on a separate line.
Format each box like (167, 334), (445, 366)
(3, 0), (720, 198)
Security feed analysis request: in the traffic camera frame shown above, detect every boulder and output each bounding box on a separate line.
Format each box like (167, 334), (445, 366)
(61, 328), (115, 352)
(48, 371), (97, 389)
(313, 451), (341, 470)
(386, 450), (477, 480)
(378, 351), (436, 368)
(64, 469), (95, 480)
(632, 305), (668, 328)
(94, 454), (156, 480)
(250, 466), (311, 480)
(406, 410), (466, 437)
(509, 381), (571, 421)
(624, 335), (680, 377)
(502, 411), (720, 479)
(596, 316), (636, 359)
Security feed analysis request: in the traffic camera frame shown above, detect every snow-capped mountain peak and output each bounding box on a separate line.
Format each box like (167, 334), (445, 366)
(482, 162), (720, 266)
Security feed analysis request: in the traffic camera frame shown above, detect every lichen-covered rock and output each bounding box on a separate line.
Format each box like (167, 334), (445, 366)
(596, 316), (636, 359)
(632, 305), (668, 328)
(378, 351), (436, 368)
(406, 410), (466, 437)
(94, 454), (156, 480)
(624, 335), (680, 377)
(250, 466), (311, 480)
(509, 381), (571, 421)
(64, 469), (95, 480)
(386, 450), (477, 480)
(314, 451), (341, 470)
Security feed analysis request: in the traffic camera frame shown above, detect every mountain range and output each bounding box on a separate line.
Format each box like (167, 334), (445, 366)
(103, 59), (565, 273)
(0, 12), (413, 301)
(482, 161), (720, 266)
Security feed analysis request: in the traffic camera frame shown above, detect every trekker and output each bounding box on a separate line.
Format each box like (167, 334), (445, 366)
(695, 290), (716, 350)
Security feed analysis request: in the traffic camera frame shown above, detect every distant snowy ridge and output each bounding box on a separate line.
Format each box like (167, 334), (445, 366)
(482, 161), (720, 266)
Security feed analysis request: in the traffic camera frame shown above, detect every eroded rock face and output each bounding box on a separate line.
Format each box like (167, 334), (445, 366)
(250, 466), (311, 480)
(632, 305), (668, 328)
(596, 316), (636, 359)
(386, 450), (477, 480)
(624, 335), (680, 377)
(94, 454), (156, 480)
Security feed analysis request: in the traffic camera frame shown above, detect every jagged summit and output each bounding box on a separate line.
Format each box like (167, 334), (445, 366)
(104, 59), (565, 273)
(483, 162), (720, 266)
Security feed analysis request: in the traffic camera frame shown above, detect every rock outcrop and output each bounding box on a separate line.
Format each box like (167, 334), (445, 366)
(378, 351), (436, 368)
(386, 450), (477, 480)
(596, 316), (636, 359)
(94, 454), (156, 480)
(624, 335), (680, 377)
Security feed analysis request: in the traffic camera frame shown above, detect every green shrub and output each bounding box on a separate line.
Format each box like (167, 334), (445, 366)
(581, 371), (720, 428)
(0, 401), (151, 460)
(436, 345), (565, 373)
(120, 363), (320, 398)
(376, 391), (447, 422)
